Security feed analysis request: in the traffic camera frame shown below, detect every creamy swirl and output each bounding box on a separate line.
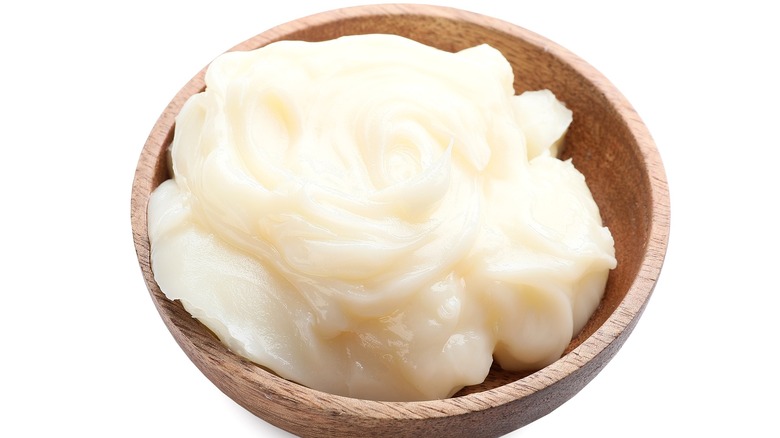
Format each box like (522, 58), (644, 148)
(148, 34), (616, 401)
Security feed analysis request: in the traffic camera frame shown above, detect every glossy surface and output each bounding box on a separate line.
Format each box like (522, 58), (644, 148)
(147, 34), (616, 401)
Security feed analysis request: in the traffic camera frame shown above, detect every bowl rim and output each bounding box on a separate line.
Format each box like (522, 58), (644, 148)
(131, 2), (669, 432)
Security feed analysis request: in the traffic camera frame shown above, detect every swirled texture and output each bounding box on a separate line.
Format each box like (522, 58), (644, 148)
(148, 34), (616, 401)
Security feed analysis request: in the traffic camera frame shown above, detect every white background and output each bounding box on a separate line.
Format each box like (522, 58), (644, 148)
(2, 1), (778, 436)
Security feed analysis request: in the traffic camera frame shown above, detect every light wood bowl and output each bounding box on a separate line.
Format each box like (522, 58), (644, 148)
(131, 4), (669, 437)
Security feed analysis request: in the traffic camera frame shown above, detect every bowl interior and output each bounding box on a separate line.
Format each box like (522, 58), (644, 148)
(131, 5), (667, 437)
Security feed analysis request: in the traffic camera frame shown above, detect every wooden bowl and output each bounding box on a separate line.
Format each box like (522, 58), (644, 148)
(131, 4), (669, 437)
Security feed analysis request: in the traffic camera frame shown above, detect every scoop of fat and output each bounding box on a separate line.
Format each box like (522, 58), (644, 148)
(148, 34), (616, 401)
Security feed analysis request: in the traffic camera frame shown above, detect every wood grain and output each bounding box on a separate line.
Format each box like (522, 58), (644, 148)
(131, 4), (670, 437)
